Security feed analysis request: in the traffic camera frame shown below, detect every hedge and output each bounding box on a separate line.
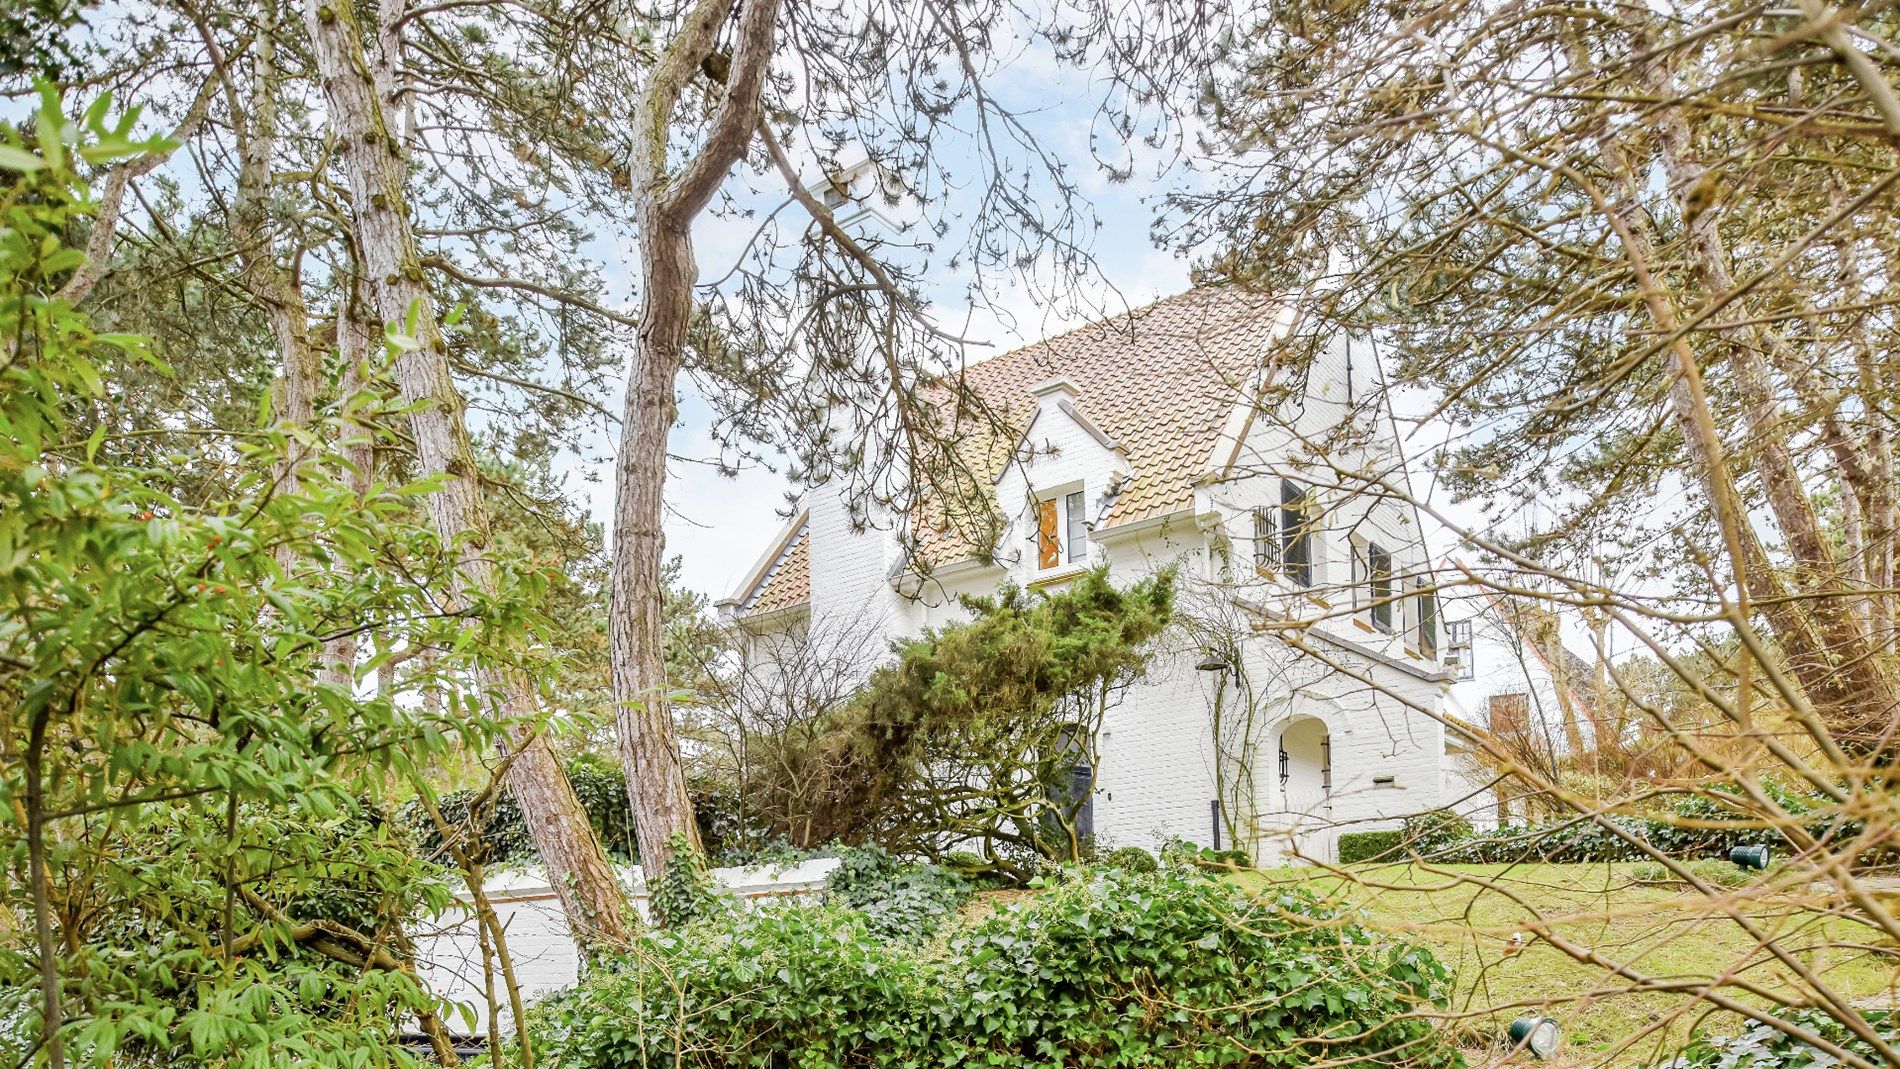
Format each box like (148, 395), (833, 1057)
(1338, 791), (1871, 868)
(1655, 1009), (1899, 1069)
(1339, 830), (1405, 864)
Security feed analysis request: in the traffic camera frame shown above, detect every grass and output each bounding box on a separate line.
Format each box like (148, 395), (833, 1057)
(1238, 862), (1900, 1068)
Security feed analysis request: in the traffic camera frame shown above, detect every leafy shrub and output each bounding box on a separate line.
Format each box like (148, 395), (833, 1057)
(708, 836), (822, 870)
(1654, 1009), (1898, 1069)
(1402, 810), (1475, 853)
(1407, 787), (1867, 867)
(1160, 838), (1253, 871)
(535, 905), (930, 1069)
(1102, 845), (1158, 873)
(1340, 830), (1406, 864)
(648, 833), (729, 928)
(535, 863), (1462, 1069)
(824, 844), (972, 943)
(936, 866), (1456, 1067)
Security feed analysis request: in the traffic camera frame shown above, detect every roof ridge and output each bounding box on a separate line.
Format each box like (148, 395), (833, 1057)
(938, 283), (1249, 382)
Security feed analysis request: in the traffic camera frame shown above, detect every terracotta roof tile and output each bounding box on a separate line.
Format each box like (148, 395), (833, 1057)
(742, 520), (809, 615)
(912, 285), (1278, 566)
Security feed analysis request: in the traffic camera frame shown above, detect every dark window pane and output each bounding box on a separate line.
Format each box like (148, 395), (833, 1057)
(1281, 479), (1312, 587)
(1369, 543), (1393, 632)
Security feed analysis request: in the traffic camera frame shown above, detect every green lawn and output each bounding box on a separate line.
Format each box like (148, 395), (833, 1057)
(1239, 862), (1900, 1067)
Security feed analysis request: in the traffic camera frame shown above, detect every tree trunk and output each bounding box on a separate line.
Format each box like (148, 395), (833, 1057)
(610, 0), (781, 885)
(612, 209), (707, 881)
(1577, 26), (1900, 763)
(1639, 52), (1900, 759)
(306, 0), (634, 950)
(233, 15), (369, 691)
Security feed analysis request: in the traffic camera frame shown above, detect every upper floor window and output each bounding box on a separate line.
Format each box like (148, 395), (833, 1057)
(1065, 490), (1087, 563)
(1415, 581), (1439, 658)
(1367, 542), (1393, 632)
(1252, 506), (1275, 570)
(1280, 479), (1315, 588)
(1036, 490), (1089, 570)
(1445, 620), (1475, 680)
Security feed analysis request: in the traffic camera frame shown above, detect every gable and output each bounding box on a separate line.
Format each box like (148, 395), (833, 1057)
(910, 285), (1282, 569)
(720, 512), (811, 621)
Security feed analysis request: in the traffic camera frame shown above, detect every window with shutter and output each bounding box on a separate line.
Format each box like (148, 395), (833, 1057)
(1065, 490), (1087, 563)
(1368, 543), (1393, 632)
(1280, 480), (1313, 587)
(1416, 582), (1439, 657)
(1037, 498), (1061, 569)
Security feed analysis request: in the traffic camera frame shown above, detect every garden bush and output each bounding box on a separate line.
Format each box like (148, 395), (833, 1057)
(1401, 810), (1475, 853)
(1652, 1009), (1898, 1069)
(1102, 845), (1158, 873)
(1339, 830), (1406, 864)
(534, 863), (1462, 1069)
(1160, 838), (1252, 870)
(1362, 788), (1857, 867)
(824, 844), (972, 943)
(935, 866), (1454, 1067)
(535, 905), (930, 1068)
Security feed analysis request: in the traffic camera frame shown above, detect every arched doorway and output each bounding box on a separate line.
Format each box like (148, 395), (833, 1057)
(1274, 716), (1333, 858)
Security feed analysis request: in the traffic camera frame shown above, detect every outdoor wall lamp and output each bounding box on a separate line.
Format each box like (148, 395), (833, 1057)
(1195, 649), (1233, 673)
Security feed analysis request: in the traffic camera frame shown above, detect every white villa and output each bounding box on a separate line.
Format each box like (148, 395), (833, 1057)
(718, 287), (1492, 863)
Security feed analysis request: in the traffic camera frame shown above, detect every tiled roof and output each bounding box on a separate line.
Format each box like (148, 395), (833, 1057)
(729, 286), (1283, 614)
(912, 285), (1279, 566)
(742, 519), (809, 616)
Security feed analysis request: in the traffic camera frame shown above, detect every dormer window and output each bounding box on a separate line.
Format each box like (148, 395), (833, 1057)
(1036, 490), (1089, 569)
(1065, 491), (1087, 563)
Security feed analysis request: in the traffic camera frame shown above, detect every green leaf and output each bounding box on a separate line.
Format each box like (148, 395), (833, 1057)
(0, 145), (47, 172)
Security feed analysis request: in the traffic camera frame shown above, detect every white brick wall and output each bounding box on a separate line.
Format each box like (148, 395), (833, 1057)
(742, 329), (1459, 863)
(414, 859), (842, 1036)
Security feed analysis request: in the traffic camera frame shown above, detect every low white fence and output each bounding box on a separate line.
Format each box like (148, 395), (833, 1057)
(412, 858), (841, 1036)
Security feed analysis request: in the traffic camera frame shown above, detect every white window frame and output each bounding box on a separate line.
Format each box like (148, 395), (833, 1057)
(1064, 489), (1088, 565)
(1279, 479), (1316, 588)
(1031, 483), (1088, 574)
(1367, 542), (1394, 633)
(1445, 620), (1476, 680)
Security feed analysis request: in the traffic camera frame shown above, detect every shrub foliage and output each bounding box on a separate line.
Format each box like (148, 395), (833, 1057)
(534, 864), (1460, 1069)
(751, 567), (1175, 879)
(1338, 831), (1405, 864)
(823, 845), (972, 943)
(1655, 1010), (1899, 1069)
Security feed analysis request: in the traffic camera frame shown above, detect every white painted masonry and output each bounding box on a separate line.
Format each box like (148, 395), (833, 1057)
(414, 858), (842, 1036)
(721, 288), (1477, 864)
